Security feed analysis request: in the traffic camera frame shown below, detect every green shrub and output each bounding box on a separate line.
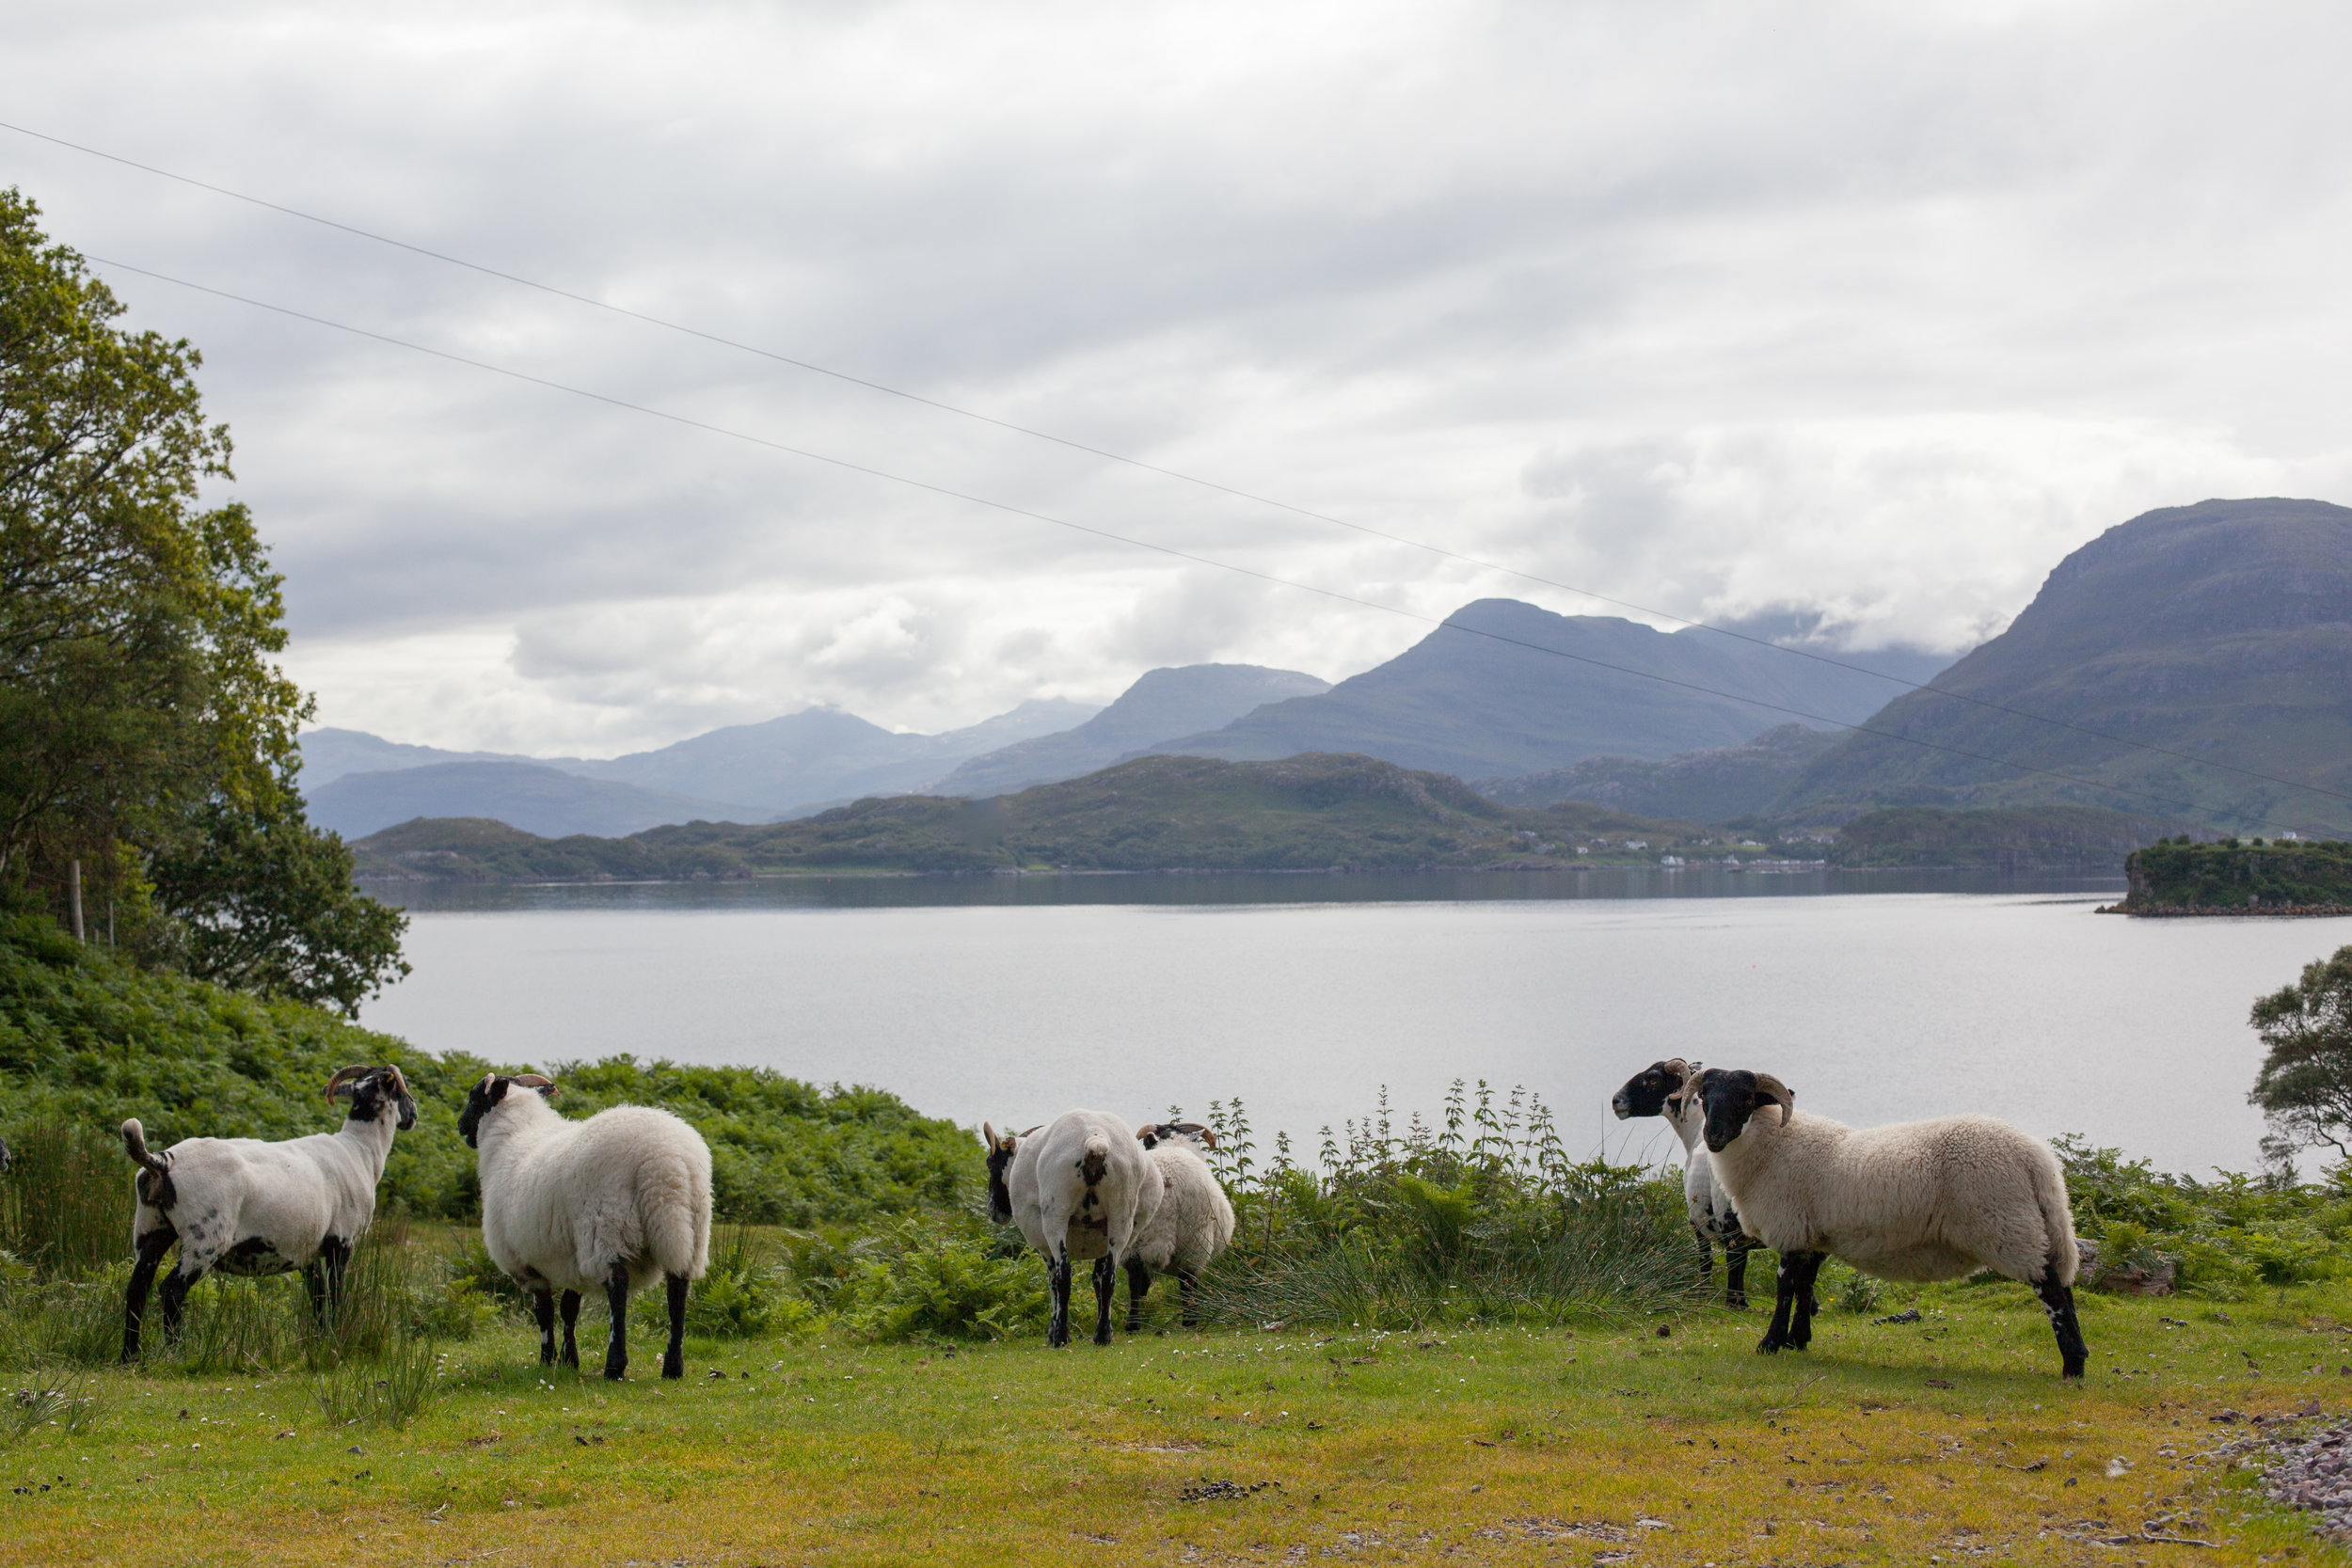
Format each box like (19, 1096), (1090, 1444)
(832, 1219), (1047, 1342)
(1189, 1083), (1705, 1330)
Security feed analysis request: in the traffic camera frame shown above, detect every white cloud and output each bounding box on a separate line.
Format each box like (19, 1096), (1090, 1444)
(4, 0), (2347, 752)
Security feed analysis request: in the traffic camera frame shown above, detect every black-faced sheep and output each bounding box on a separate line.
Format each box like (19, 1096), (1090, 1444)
(989, 1111), (1160, 1347)
(1611, 1058), (1759, 1307)
(119, 1064), (418, 1360)
(1124, 1122), (1235, 1329)
(458, 1073), (712, 1380)
(1687, 1067), (2088, 1379)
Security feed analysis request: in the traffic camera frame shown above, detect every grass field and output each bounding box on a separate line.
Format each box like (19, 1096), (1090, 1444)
(8, 1272), (2351, 1566)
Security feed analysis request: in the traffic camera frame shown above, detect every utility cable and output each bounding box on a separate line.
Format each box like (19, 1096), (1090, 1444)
(3, 117), (2322, 803)
(84, 252), (2327, 824)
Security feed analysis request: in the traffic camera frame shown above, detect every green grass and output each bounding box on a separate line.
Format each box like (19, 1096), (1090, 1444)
(6, 1268), (2351, 1564)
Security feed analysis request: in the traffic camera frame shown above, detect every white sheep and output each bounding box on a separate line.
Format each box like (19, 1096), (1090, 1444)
(458, 1072), (712, 1380)
(1124, 1122), (1236, 1329)
(119, 1064), (418, 1360)
(987, 1110), (1160, 1347)
(1686, 1067), (2087, 1378)
(1610, 1058), (1768, 1308)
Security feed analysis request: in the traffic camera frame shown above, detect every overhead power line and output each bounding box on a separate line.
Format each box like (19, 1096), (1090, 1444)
(81, 253), (2338, 825)
(0, 117), (2315, 802)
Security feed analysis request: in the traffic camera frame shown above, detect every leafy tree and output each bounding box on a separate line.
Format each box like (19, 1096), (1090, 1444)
(0, 186), (405, 1007)
(2249, 944), (2352, 1163)
(144, 793), (408, 1017)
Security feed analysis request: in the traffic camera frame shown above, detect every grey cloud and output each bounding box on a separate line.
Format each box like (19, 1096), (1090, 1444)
(4, 2), (2348, 752)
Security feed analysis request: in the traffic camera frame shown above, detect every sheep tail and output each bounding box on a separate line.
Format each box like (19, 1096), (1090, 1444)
(120, 1119), (176, 1209)
(1080, 1133), (1110, 1186)
(641, 1148), (713, 1280)
(2034, 1151), (2079, 1287)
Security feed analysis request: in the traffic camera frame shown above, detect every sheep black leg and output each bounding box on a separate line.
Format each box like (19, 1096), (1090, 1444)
(303, 1262), (328, 1326)
(318, 1235), (351, 1326)
(1787, 1252), (1827, 1350)
(662, 1273), (689, 1380)
(1724, 1237), (1752, 1310)
(533, 1288), (559, 1366)
(1757, 1248), (1822, 1354)
(2038, 1272), (2089, 1380)
(558, 1291), (582, 1369)
(603, 1259), (631, 1380)
(1091, 1256), (1117, 1346)
(1124, 1258), (1152, 1332)
(159, 1259), (205, 1345)
(122, 1227), (175, 1362)
(1179, 1267), (1202, 1327)
(1047, 1253), (1073, 1348)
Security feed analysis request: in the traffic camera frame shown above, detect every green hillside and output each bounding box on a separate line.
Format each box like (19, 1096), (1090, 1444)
(1824, 806), (2201, 870)
(1777, 499), (2352, 834)
(354, 753), (1762, 879)
(0, 914), (973, 1225)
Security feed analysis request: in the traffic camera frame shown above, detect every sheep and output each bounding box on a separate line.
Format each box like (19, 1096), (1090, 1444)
(1123, 1122), (1236, 1330)
(1685, 1067), (2088, 1379)
(459, 1072), (712, 1381)
(988, 1111), (1160, 1347)
(119, 1064), (418, 1361)
(1611, 1058), (1760, 1307)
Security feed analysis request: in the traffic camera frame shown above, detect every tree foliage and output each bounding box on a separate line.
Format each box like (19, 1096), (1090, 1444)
(2249, 944), (2352, 1162)
(0, 187), (404, 1006)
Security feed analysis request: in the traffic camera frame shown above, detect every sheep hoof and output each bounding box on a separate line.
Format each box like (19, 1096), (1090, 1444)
(603, 1358), (628, 1381)
(661, 1354), (684, 1380)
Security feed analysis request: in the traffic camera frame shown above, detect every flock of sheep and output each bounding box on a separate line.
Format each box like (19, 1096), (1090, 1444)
(97, 1055), (2088, 1382)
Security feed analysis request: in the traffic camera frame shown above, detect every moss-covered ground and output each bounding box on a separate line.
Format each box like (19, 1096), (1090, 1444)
(8, 1278), (2352, 1565)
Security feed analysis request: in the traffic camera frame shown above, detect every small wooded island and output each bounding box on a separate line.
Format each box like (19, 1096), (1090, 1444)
(2108, 836), (2352, 916)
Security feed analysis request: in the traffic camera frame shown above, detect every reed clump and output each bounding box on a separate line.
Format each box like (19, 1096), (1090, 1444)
(1187, 1081), (1704, 1330)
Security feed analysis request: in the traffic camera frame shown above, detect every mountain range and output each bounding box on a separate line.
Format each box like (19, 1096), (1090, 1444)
(1124, 599), (1945, 778)
(304, 497), (2352, 844)
(1778, 497), (2352, 834)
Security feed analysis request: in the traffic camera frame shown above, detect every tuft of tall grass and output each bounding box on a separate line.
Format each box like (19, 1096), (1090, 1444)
(312, 1338), (440, 1430)
(0, 1125), (134, 1281)
(4, 1364), (99, 1447)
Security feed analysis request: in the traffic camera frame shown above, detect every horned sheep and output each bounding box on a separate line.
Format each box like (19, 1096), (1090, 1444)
(1686, 1067), (2088, 1379)
(1123, 1121), (1235, 1329)
(985, 1110), (1160, 1347)
(459, 1072), (712, 1380)
(119, 1064), (418, 1360)
(1611, 1058), (1759, 1307)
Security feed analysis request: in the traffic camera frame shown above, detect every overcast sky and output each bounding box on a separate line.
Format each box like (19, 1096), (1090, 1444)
(7, 1), (2349, 755)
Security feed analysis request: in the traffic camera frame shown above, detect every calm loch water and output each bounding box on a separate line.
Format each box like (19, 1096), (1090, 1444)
(360, 872), (2352, 1178)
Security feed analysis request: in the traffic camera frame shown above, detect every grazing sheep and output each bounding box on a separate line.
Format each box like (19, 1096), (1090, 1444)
(1611, 1058), (1759, 1307)
(995, 1110), (1160, 1347)
(1688, 1067), (2088, 1379)
(1124, 1122), (1235, 1330)
(458, 1073), (712, 1380)
(119, 1064), (418, 1360)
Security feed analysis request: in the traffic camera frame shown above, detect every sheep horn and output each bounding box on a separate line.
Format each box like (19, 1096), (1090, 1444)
(1753, 1072), (1795, 1126)
(324, 1065), (373, 1103)
(380, 1064), (413, 1101)
(510, 1073), (553, 1088)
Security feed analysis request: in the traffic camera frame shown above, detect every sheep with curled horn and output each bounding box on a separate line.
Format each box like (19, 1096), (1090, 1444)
(460, 1071), (713, 1380)
(1686, 1067), (2088, 1379)
(1123, 1121), (1234, 1330)
(119, 1064), (418, 1360)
